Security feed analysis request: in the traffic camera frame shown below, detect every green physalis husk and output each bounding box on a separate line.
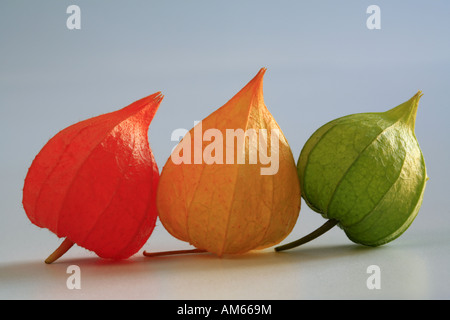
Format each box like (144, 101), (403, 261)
(276, 91), (428, 251)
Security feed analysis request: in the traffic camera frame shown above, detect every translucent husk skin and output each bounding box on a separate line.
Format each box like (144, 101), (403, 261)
(297, 92), (427, 246)
(156, 69), (301, 256)
(23, 93), (162, 262)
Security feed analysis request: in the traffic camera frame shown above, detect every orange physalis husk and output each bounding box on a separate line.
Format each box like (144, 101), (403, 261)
(153, 68), (301, 256)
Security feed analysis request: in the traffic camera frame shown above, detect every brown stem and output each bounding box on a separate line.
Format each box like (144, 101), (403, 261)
(45, 238), (75, 264)
(143, 248), (207, 258)
(274, 219), (339, 252)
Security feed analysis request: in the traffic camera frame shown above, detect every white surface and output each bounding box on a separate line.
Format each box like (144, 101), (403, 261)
(1, 1), (450, 300)
(2, 226), (450, 300)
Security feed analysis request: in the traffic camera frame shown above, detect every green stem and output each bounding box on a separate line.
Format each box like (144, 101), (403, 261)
(143, 248), (207, 258)
(45, 238), (75, 264)
(275, 219), (339, 252)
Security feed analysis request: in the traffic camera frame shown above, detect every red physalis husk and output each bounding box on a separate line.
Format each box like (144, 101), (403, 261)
(23, 92), (163, 263)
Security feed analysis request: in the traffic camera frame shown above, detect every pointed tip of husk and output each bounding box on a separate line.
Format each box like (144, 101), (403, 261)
(153, 91), (165, 103)
(223, 68), (267, 110)
(248, 67), (266, 91)
(247, 67), (267, 99)
(135, 91), (164, 106)
(405, 90), (423, 128)
(258, 67), (267, 76)
(415, 90), (424, 99)
(130, 91), (164, 126)
(145, 91), (165, 107)
(258, 67), (267, 80)
(385, 90), (423, 129)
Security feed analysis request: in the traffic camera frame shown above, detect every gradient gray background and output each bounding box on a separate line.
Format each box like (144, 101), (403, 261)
(1, 0), (449, 299)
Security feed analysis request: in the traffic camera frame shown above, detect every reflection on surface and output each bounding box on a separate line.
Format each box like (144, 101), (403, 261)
(0, 240), (433, 299)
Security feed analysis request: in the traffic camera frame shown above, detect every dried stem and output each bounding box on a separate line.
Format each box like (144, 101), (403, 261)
(275, 219), (339, 252)
(45, 238), (75, 264)
(143, 248), (207, 258)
